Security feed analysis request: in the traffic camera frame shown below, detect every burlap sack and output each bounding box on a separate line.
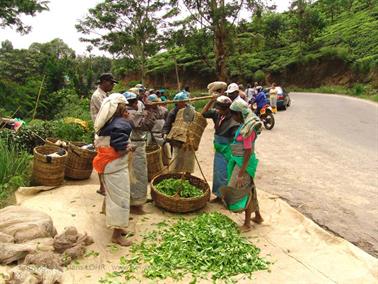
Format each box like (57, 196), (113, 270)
(207, 81), (227, 94)
(0, 206), (57, 243)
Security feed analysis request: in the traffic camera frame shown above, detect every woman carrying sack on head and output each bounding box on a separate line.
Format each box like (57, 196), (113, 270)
(220, 97), (264, 231)
(93, 93), (136, 246)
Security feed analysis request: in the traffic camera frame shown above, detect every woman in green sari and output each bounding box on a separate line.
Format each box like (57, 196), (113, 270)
(220, 97), (264, 230)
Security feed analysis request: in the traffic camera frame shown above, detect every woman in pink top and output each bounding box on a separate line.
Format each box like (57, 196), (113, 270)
(220, 98), (264, 231)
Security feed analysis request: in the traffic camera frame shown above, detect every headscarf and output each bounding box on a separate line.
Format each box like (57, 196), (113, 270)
(94, 93), (128, 132)
(216, 95), (232, 104)
(123, 91), (137, 100)
(230, 97), (262, 137)
(129, 87), (139, 95)
(147, 94), (159, 102)
(173, 91), (189, 101)
(215, 95), (232, 109)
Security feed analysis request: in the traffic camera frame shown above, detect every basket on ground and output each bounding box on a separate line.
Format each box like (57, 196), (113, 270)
(45, 137), (68, 149)
(146, 143), (165, 181)
(151, 173), (210, 213)
(32, 145), (67, 186)
(65, 142), (97, 180)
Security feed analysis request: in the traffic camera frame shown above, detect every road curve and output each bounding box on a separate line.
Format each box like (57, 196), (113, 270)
(255, 92), (378, 256)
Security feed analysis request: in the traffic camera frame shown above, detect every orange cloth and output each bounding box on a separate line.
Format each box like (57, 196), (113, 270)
(93, 147), (120, 174)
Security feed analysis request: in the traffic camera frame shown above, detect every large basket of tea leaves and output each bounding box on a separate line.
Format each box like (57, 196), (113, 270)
(151, 173), (210, 213)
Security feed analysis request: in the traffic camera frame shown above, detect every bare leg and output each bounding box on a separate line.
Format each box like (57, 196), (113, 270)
(252, 210), (264, 224)
(240, 205), (253, 232)
(130, 205), (146, 215)
(100, 199), (105, 214)
(210, 196), (222, 204)
(240, 195), (253, 232)
(97, 174), (105, 196)
(111, 229), (132, 246)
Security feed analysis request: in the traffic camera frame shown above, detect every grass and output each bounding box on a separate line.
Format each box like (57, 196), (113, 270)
(0, 139), (32, 208)
(288, 84), (378, 103)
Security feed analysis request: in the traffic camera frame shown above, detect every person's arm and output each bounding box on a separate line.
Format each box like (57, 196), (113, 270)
(129, 110), (156, 131)
(201, 95), (217, 114)
(162, 108), (178, 135)
(90, 94), (102, 122)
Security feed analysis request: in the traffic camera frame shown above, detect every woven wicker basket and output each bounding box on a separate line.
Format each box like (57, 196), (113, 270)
(151, 173), (210, 213)
(146, 144), (165, 181)
(32, 145), (67, 186)
(65, 142), (97, 180)
(45, 137), (68, 149)
(166, 108), (207, 151)
(187, 112), (207, 151)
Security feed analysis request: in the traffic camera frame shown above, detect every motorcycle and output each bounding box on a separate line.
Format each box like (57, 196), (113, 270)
(251, 103), (275, 130)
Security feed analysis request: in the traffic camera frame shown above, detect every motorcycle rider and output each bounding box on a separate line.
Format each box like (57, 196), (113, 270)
(252, 86), (268, 115)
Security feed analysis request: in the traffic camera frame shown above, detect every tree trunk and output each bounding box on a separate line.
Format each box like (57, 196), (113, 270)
(214, 26), (227, 81)
(140, 61), (145, 85)
(173, 55), (181, 91)
(214, 0), (227, 81)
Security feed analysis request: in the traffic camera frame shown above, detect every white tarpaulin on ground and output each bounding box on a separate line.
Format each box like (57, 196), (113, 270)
(0, 182), (375, 283)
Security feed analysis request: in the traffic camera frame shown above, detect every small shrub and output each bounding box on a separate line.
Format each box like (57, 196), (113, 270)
(254, 70), (266, 82)
(55, 90), (91, 121)
(0, 139), (32, 208)
(351, 84), (365, 96)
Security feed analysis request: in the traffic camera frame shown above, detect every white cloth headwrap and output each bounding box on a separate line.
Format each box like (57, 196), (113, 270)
(94, 93), (128, 133)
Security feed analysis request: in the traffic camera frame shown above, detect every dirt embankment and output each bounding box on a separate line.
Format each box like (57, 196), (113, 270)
(122, 58), (378, 89)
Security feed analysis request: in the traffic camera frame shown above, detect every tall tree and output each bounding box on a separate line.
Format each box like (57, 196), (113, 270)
(0, 0), (48, 34)
(261, 12), (287, 48)
(170, 0), (264, 81)
(290, 0), (325, 49)
(76, 0), (170, 83)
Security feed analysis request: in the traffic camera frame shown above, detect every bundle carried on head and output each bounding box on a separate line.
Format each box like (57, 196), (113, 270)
(207, 81), (227, 94)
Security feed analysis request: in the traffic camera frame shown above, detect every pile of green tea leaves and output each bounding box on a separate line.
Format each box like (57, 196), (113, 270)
(155, 178), (204, 198)
(100, 212), (269, 283)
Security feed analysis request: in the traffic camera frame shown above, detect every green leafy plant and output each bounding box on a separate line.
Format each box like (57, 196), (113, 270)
(156, 178), (204, 198)
(0, 139), (32, 207)
(101, 212), (269, 283)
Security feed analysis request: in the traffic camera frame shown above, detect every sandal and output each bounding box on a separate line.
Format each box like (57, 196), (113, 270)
(96, 190), (105, 196)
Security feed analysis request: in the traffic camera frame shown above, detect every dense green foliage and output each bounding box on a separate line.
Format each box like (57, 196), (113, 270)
(156, 178), (204, 198)
(143, 0), (378, 83)
(0, 39), (112, 120)
(0, 0), (48, 34)
(0, 140), (32, 208)
(0, 119), (93, 154)
(100, 212), (269, 283)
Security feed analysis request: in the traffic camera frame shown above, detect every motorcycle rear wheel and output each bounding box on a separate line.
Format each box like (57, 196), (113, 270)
(263, 114), (275, 130)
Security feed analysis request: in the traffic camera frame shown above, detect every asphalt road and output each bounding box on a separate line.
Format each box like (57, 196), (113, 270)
(255, 92), (378, 257)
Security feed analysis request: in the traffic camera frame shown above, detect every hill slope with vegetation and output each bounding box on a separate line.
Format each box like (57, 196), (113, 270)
(138, 0), (378, 91)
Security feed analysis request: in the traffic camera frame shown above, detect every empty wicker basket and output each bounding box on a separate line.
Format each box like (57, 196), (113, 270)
(146, 144), (165, 181)
(65, 142), (97, 180)
(151, 173), (210, 213)
(32, 145), (67, 186)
